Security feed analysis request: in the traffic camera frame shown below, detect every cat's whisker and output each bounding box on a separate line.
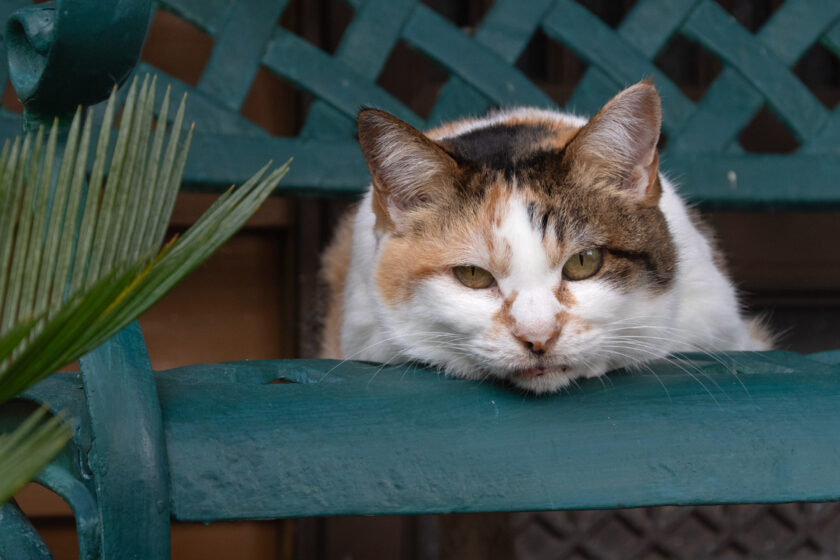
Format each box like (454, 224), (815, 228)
(602, 340), (725, 404)
(598, 322), (754, 385)
(596, 349), (672, 401)
(602, 329), (751, 398)
(324, 331), (467, 380)
(635, 361), (673, 402)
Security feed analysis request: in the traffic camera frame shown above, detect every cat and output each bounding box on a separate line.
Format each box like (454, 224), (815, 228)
(320, 81), (771, 394)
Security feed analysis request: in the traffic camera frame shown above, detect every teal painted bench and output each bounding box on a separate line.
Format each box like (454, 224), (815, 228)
(2, 0), (840, 557)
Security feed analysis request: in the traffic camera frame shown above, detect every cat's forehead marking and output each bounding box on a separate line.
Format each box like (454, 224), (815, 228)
(495, 192), (553, 285)
(431, 111), (582, 175)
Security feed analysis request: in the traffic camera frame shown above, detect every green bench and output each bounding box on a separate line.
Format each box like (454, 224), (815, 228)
(2, 0), (840, 557)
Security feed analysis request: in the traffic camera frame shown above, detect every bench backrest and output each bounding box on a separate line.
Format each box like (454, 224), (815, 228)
(142, 0), (840, 206)
(9, 0), (838, 204)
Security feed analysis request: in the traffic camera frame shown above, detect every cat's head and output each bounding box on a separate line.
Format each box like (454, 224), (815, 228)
(356, 82), (677, 393)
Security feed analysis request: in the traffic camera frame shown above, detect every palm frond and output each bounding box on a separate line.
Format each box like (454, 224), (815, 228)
(0, 75), (289, 503)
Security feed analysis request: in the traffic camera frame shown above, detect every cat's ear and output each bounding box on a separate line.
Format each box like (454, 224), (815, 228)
(564, 81), (662, 205)
(357, 109), (458, 231)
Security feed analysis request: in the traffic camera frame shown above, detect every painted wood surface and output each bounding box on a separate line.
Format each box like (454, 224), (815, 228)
(149, 352), (839, 520)
(10, 349), (840, 525)
(175, 136), (840, 208)
(78, 322), (170, 559)
(0, 500), (53, 559)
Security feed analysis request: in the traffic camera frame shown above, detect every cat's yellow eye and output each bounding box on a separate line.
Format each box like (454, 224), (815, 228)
(453, 265), (495, 289)
(563, 248), (603, 281)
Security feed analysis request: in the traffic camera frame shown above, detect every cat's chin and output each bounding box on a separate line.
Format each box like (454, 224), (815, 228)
(508, 364), (579, 395)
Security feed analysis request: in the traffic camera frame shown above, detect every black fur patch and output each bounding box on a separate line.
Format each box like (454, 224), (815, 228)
(442, 124), (554, 172)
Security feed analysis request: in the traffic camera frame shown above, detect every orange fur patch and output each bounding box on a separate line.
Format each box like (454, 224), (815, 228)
(492, 290), (518, 331)
(319, 210), (356, 359)
(375, 182), (519, 306)
(553, 284), (577, 307)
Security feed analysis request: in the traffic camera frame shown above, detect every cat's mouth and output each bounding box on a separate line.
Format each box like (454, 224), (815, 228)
(516, 364), (571, 379)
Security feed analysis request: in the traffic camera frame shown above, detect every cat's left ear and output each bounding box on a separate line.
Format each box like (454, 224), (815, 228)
(564, 81), (662, 205)
(357, 109), (458, 232)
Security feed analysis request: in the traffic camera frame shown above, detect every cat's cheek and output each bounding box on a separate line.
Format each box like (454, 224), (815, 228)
(564, 279), (628, 323)
(414, 276), (500, 332)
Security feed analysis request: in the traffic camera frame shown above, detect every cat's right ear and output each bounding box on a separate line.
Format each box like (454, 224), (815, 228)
(563, 81), (662, 206)
(357, 109), (457, 232)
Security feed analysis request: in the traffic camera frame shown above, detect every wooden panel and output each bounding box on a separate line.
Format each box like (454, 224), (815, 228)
(323, 515), (414, 560)
(170, 520), (292, 560)
(140, 227), (296, 370)
(12, 513), (290, 560)
(708, 211), (840, 294)
(168, 192), (291, 228)
(15, 484), (73, 518)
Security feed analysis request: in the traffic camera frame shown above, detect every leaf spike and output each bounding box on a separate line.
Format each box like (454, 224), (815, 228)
(87, 75), (140, 283)
(18, 120), (58, 331)
(0, 133), (33, 335)
(146, 88), (187, 249)
(16, 126), (46, 324)
(112, 74), (154, 266)
(73, 83), (118, 292)
(134, 82), (172, 256)
(153, 121), (193, 246)
(0, 136), (23, 329)
(36, 107), (82, 319)
(50, 105), (95, 308)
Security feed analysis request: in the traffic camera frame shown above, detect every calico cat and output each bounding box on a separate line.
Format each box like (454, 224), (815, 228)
(320, 81), (770, 394)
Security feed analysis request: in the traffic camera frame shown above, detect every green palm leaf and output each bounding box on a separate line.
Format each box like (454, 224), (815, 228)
(0, 75), (289, 503)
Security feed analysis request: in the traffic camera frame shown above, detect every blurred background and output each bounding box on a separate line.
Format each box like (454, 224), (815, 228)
(11, 0), (840, 558)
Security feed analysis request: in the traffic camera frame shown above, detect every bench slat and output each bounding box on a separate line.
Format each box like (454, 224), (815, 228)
(174, 133), (840, 207)
(153, 353), (840, 521)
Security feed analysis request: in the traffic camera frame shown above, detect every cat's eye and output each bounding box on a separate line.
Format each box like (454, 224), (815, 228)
(563, 248), (603, 281)
(453, 265), (495, 289)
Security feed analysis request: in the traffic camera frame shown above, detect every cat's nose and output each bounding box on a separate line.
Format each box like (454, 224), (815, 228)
(516, 331), (559, 356)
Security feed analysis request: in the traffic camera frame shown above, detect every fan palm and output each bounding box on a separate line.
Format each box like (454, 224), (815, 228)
(0, 74), (289, 503)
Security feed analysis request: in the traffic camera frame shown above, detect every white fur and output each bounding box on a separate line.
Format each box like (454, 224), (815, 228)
(340, 108), (767, 394)
(431, 107), (589, 142)
(497, 194), (562, 344)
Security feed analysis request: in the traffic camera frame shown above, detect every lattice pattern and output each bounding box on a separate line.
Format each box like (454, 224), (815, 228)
(144, 0), (840, 204)
(153, 0), (840, 145)
(514, 503), (840, 559)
